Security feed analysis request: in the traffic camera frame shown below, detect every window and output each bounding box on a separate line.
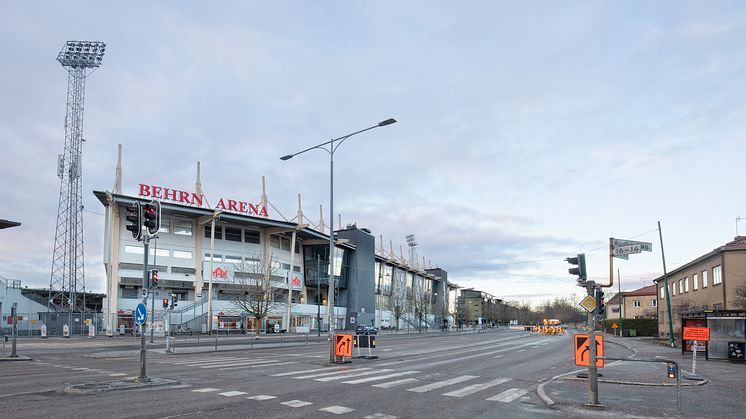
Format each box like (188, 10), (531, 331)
(678, 279), (683, 293)
(713, 265), (722, 285)
(673, 283), (676, 296)
(224, 227), (242, 242)
(173, 220), (193, 236)
(282, 263), (291, 270)
(714, 303), (723, 310)
(293, 265), (301, 273)
(204, 225), (222, 240)
(652, 299), (657, 308)
(280, 237), (291, 251)
(224, 255), (241, 263)
(660, 310), (665, 319)
(660, 287), (665, 299)
(158, 218), (170, 234)
(633, 300), (641, 308)
(693, 273), (698, 290)
(204, 253), (222, 262)
(270, 235), (280, 249)
(173, 250), (192, 259)
(684, 277), (689, 293)
(244, 229), (260, 244)
(125, 246), (168, 257)
(702, 270), (708, 287)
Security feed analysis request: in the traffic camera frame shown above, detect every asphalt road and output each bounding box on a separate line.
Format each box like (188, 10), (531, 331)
(0, 330), (632, 418)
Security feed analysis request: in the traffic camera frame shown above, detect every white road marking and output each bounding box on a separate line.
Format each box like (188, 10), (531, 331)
(494, 355), (503, 358)
(316, 369), (393, 382)
(72, 368), (90, 371)
(364, 414), (398, 419)
(281, 400), (313, 408)
(319, 406), (355, 414)
(247, 395), (277, 401)
(372, 378), (419, 388)
(443, 378), (511, 398)
(192, 388), (220, 393)
(108, 373), (126, 377)
(201, 359), (278, 369)
(294, 368), (370, 380)
(271, 366), (346, 377)
(218, 391), (248, 397)
(407, 375), (478, 393)
(220, 361), (297, 370)
(343, 371), (420, 384)
(516, 349), (526, 353)
(487, 387), (528, 403)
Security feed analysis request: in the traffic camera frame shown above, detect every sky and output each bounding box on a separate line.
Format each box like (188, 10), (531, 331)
(1, 1), (745, 307)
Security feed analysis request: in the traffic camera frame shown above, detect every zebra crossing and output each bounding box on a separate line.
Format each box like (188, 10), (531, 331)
(157, 355), (531, 404)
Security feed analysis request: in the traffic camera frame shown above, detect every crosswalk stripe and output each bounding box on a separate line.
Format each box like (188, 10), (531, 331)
(294, 368), (370, 380)
(271, 366), (346, 377)
(486, 387), (528, 403)
(192, 388), (220, 393)
(442, 378), (511, 398)
(219, 391), (248, 397)
(200, 359), (278, 369)
(281, 400), (313, 408)
(316, 369), (392, 382)
(247, 395), (277, 401)
(363, 414), (398, 419)
(319, 406), (355, 414)
(406, 375), (478, 393)
(109, 373), (127, 377)
(162, 357), (258, 366)
(220, 361), (297, 371)
(343, 371), (420, 384)
(372, 378), (419, 388)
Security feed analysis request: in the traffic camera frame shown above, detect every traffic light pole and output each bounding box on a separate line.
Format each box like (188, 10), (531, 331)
(587, 284), (600, 407)
(137, 235), (151, 383)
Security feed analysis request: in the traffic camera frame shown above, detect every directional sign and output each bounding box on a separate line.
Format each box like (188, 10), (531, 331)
(574, 334), (604, 367)
(135, 303), (147, 325)
(579, 295), (597, 313)
(335, 333), (353, 357)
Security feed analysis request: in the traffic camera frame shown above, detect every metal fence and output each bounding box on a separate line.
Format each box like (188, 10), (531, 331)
(1, 312), (103, 336)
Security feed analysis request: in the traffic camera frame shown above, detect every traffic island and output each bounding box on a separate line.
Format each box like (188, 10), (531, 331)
(64, 378), (180, 394)
(0, 354), (33, 361)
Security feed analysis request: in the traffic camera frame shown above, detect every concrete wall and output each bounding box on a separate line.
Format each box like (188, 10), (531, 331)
(337, 227), (376, 329)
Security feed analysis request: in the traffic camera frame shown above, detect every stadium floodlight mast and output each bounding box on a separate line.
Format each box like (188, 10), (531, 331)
(48, 41), (106, 331)
(280, 118), (397, 362)
(406, 234), (418, 268)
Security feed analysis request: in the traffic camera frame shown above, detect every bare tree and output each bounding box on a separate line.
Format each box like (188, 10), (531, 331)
(224, 252), (283, 332)
(391, 270), (409, 330)
(731, 282), (746, 310)
(411, 279), (430, 332)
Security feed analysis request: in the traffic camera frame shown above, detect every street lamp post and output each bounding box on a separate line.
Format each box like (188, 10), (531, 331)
(198, 209), (222, 335)
(280, 118), (396, 362)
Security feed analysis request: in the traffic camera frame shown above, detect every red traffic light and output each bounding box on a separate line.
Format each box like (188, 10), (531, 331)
(150, 270), (159, 288)
(162, 298), (169, 309)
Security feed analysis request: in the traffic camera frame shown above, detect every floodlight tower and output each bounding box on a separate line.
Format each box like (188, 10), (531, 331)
(48, 41), (106, 318)
(406, 234), (418, 268)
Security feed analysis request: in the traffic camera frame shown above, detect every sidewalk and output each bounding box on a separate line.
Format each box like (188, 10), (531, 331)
(540, 333), (744, 418)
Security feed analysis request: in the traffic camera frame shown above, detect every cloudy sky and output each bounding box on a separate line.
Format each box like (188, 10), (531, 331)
(1, 1), (744, 306)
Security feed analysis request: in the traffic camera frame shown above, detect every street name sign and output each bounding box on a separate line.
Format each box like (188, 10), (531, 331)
(135, 303), (147, 325)
(579, 295), (597, 313)
(612, 238), (653, 259)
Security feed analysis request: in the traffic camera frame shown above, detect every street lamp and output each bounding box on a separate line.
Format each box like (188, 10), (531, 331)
(198, 209), (223, 334)
(286, 223), (309, 332)
(280, 118), (397, 362)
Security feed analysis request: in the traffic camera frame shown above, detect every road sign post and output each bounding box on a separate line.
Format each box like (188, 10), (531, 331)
(683, 327), (709, 380)
(136, 235), (151, 383)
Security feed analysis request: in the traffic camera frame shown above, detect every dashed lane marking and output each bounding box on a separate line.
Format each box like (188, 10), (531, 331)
(442, 378), (511, 398)
(319, 406), (355, 414)
(109, 373), (126, 377)
(218, 391), (248, 397)
(281, 400), (313, 408)
(406, 375), (478, 393)
(487, 388), (528, 403)
(363, 414), (398, 419)
(192, 388), (220, 393)
(247, 395), (277, 401)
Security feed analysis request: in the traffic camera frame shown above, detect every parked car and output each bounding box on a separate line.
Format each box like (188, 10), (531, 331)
(355, 325), (378, 335)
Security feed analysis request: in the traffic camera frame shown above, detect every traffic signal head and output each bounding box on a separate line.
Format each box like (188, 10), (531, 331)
(567, 253), (587, 283)
(170, 294), (178, 308)
(143, 201), (161, 235)
(595, 287), (605, 317)
(125, 202), (142, 240)
(162, 298), (169, 309)
(150, 270), (159, 288)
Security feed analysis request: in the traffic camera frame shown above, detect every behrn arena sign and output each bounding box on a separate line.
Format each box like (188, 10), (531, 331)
(138, 183), (269, 217)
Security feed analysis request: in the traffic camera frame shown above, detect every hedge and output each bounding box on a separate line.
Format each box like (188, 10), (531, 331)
(602, 318), (657, 336)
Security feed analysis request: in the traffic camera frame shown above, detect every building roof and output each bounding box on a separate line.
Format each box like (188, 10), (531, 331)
(624, 284), (657, 296)
(607, 293), (622, 305)
(653, 236), (746, 283)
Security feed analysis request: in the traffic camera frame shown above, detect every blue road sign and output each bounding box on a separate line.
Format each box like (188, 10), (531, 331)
(135, 303), (147, 325)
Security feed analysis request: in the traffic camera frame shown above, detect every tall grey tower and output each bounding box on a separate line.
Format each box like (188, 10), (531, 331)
(48, 41), (106, 315)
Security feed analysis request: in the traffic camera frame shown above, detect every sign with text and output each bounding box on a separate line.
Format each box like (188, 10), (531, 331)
(574, 334), (604, 367)
(683, 327), (710, 342)
(612, 238), (652, 259)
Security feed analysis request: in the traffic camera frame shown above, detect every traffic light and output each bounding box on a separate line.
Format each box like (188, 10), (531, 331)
(143, 201), (161, 236)
(566, 253), (587, 284)
(150, 270), (159, 288)
(595, 287), (605, 317)
(125, 202), (142, 240)
(162, 298), (169, 309)
(170, 294), (178, 309)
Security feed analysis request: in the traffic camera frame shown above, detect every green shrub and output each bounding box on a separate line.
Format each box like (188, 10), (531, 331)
(602, 318), (657, 336)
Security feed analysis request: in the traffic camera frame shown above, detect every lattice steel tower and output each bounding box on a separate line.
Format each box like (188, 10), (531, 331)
(48, 41), (106, 314)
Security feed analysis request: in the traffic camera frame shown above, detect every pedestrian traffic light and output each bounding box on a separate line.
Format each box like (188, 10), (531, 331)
(595, 287), (605, 317)
(170, 294), (178, 309)
(162, 298), (169, 309)
(125, 202), (142, 240)
(150, 270), (159, 288)
(143, 201), (161, 236)
(566, 253), (587, 284)
(667, 363), (678, 379)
